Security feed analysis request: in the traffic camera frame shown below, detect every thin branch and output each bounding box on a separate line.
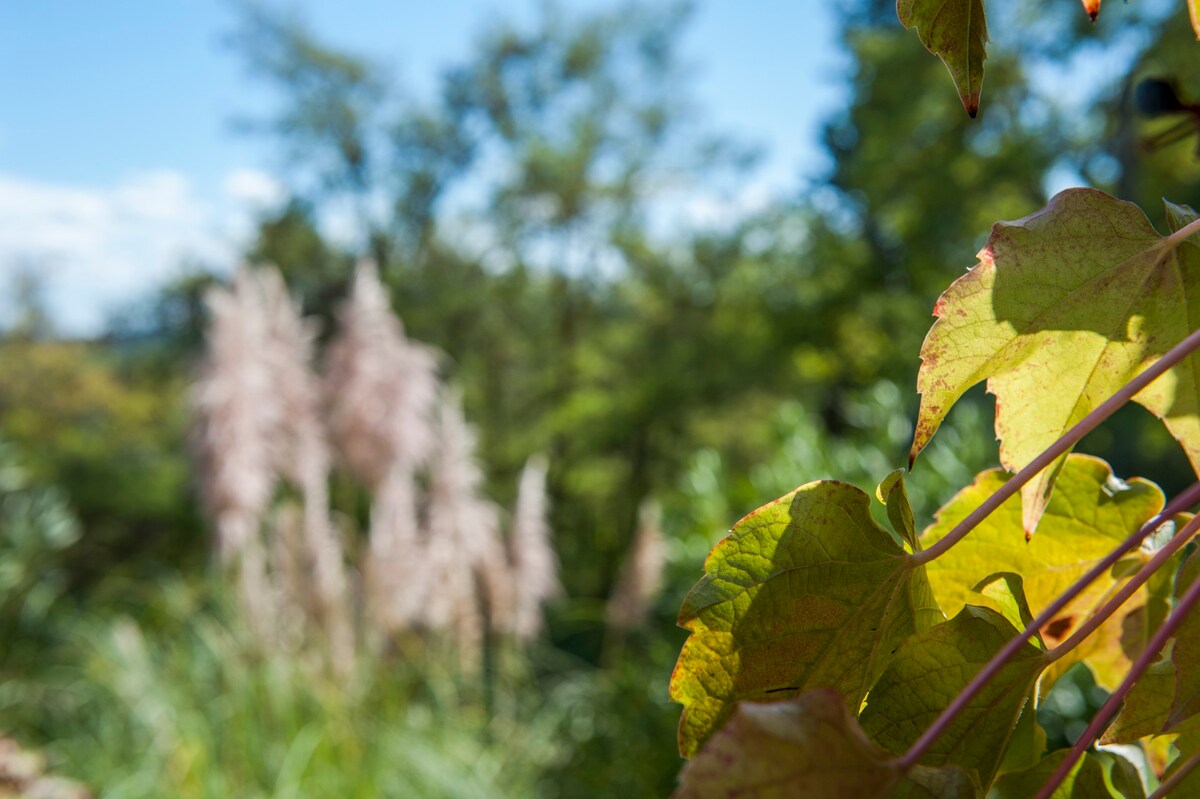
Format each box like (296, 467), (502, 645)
(915, 325), (1200, 566)
(1148, 750), (1200, 799)
(893, 480), (1200, 772)
(1048, 512), (1200, 661)
(1035, 565), (1200, 798)
(1163, 214), (1200, 249)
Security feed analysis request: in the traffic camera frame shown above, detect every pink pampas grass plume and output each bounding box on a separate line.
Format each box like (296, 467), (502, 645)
(606, 499), (666, 631)
(424, 389), (512, 661)
(509, 455), (561, 642)
(325, 262), (440, 635)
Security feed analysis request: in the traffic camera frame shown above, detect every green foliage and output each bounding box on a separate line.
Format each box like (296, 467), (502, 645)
(0, 340), (202, 586)
(990, 749), (1145, 799)
(33, 583), (558, 798)
(0, 440), (80, 654)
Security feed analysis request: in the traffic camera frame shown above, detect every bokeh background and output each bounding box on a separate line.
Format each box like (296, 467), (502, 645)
(1, 0), (1199, 795)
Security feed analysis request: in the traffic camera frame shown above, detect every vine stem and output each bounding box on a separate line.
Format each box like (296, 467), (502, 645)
(1047, 511), (1200, 662)
(892, 480), (1200, 772)
(1035, 560), (1200, 799)
(913, 325), (1200, 567)
(1164, 214), (1200, 248)
(1148, 750), (1200, 799)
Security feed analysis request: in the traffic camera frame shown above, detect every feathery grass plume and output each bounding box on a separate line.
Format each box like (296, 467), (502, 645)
(365, 463), (428, 634)
(325, 261), (440, 636)
(193, 270), (280, 565)
(509, 455), (561, 642)
(192, 270), (285, 643)
(257, 268), (355, 673)
(267, 500), (309, 652)
(424, 389), (513, 664)
(326, 261), (440, 484)
(606, 498), (666, 631)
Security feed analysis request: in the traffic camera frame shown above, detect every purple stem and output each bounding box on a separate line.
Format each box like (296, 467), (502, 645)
(1035, 560), (1200, 799)
(1148, 750), (1200, 799)
(1050, 512), (1200, 660)
(914, 325), (1200, 566)
(892, 480), (1200, 773)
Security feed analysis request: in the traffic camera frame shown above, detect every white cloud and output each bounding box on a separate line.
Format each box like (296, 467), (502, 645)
(0, 168), (278, 336)
(222, 167), (285, 209)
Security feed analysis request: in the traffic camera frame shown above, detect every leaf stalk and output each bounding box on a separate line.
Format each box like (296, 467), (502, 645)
(1163, 214), (1200, 249)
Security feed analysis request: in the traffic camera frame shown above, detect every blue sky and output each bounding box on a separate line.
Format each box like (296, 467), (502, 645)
(0, 1), (843, 333)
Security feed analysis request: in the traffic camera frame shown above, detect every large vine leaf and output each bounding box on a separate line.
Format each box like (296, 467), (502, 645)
(897, 0), (989, 117)
(675, 688), (977, 799)
(859, 580), (1048, 791)
(910, 189), (1200, 535)
(670, 474), (942, 757)
(990, 749), (1145, 798)
(920, 455), (1170, 691)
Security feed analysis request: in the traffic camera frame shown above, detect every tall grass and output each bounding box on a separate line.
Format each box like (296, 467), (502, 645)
(38, 581), (561, 798)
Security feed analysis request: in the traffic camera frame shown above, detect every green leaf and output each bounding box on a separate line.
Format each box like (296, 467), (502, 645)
(879, 467), (921, 551)
(972, 571), (1036, 632)
(859, 602), (1047, 790)
(999, 697), (1047, 776)
(1170, 548), (1200, 728)
(1161, 726), (1200, 796)
(670, 476), (942, 757)
(921, 455), (1167, 690)
(1101, 660), (1175, 744)
(1165, 199), (1200, 237)
(674, 688), (977, 799)
(897, 0), (989, 117)
(991, 749), (1145, 798)
(909, 189), (1200, 534)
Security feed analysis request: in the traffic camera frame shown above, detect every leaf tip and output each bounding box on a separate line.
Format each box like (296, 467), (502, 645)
(1082, 0), (1100, 22)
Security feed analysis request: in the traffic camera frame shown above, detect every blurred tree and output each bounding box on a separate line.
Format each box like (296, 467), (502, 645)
(0, 340), (204, 590)
(228, 0), (774, 620)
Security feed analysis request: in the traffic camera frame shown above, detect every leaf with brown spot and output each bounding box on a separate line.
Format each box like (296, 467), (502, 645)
(920, 455), (1173, 691)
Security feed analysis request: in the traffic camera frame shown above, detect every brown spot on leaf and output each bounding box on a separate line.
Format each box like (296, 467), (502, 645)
(1042, 615), (1076, 644)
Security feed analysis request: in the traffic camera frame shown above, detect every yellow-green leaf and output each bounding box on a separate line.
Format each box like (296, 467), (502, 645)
(670, 476), (941, 757)
(897, 0), (989, 117)
(910, 189), (1200, 534)
(920, 455), (1168, 691)
(675, 689), (977, 799)
(860, 599), (1047, 790)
